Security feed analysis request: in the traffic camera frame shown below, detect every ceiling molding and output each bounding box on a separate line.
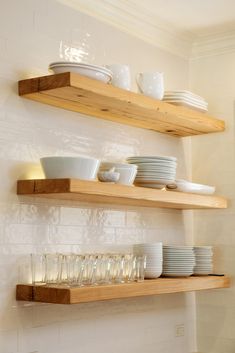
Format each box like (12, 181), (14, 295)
(58, 0), (235, 60)
(58, 0), (194, 59)
(191, 30), (235, 59)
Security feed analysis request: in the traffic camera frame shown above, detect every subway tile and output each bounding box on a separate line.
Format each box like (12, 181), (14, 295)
(0, 330), (18, 353)
(18, 324), (59, 353)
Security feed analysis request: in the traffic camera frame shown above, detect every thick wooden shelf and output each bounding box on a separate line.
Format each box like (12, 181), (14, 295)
(18, 72), (224, 137)
(16, 276), (230, 304)
(17, 179), (227, 210)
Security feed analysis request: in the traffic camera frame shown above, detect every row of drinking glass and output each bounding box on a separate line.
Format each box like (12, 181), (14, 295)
(31, 253), (146, 286)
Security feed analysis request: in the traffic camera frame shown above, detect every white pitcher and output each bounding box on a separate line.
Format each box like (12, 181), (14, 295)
(136, 72), (164, 100)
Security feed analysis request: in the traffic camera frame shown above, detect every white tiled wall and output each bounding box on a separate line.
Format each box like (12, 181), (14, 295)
(190, 52), (235, 353)
(0, 0), (195, 352)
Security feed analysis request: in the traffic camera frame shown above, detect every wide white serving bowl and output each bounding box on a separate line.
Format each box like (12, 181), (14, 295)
(40, 156), (100, 180)
(49, 63), (112, 83)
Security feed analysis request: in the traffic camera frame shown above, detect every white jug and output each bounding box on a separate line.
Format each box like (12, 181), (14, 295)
(136, 72), (164, 100)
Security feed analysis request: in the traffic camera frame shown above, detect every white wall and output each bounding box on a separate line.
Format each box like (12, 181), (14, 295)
(190, 52), (235, 353)
(0, 0), (195, 352)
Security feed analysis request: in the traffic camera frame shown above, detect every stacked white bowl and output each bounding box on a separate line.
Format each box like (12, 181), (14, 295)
(193, 246), (213, 275)
(133, 242), (162, 278)
(162, 245), (195, 277)
(126, 155), (177, 189)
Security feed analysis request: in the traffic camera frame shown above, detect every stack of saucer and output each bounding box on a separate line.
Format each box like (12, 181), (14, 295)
(126, 156), (177, 189)
(162, 245), (195, 277)
(133, 243), (162, 278)
(163, 90), (208, 112)
(193, 246), (213, 275)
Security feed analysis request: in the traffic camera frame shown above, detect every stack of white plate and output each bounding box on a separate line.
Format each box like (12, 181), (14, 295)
(48, 62), (113, 83)
(193, 246), (213, 275)
(126, 156), (177, 189)
(163, 90), (208, 112)
(133, 243), (162, 278)
(162, 245), (195, 277)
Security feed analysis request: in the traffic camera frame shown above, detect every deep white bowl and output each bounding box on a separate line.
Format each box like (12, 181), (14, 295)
(40, 156), (100, 180)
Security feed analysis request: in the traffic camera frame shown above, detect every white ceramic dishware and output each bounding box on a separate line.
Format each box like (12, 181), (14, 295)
(162, 245), (195, 277)
(40, 156), (100, 180)
(166, 179), (215, 195)
(115, 167), (137, 185)
(105, 64), (131, 90)
(163, 90), (208, 112)
(127, 155), (177, 189)
(136, 72), (164, 100)
(100, 162), (138, 185)
(133, 243), (163, 279)
(193, 246), (213, 275)
(49, 61), (112, 83)
(97, 168), (120, 183)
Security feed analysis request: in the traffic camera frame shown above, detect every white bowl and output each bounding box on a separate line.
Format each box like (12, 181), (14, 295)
(49, 64), (112, 83)
(115, 167), (137, 185)
(40, 156), (100, 180)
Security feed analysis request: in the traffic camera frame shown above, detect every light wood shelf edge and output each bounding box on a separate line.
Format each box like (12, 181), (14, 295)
(16, 276), (230, 304)
(17, 179), (228, 210)
(18, 72), (225, 137)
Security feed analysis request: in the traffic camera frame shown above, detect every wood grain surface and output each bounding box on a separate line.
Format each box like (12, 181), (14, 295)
(17, 179), (228, 210)
(18, 72), (225, 137)
(16, 276), (230, 304)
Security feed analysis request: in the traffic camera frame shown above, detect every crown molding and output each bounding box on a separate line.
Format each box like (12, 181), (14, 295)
(191, 30), (235, 59)
(58, 0), (235, 60)
(58, 0), (194, 59)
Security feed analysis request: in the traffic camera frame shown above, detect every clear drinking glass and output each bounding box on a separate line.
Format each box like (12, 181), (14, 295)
(45, 253), (60, 284)
(135, 255), (146, 282)
(31, 254), (46, 285)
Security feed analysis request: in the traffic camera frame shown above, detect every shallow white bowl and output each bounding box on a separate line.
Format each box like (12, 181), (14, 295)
(49, 64), (112, 83)
(40, 156), (100, 180)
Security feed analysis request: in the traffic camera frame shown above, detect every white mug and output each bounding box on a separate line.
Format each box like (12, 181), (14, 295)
(105, 64), (131, 90)
(136, 72), (164, 100)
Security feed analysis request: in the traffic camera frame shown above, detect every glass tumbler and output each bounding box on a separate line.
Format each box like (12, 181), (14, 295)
(31, 254), (46, 285)
(45, 253), (60, 284)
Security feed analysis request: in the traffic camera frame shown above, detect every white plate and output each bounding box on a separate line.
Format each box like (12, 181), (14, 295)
(163, 97), (208, 109)
(127, 155), (177, 161)
(167, 180), (215, 195)
(162, 100), (207, 112)
(164, 90), (206, 102)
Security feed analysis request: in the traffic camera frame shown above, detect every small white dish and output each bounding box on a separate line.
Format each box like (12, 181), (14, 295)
(97, 169), (120, 183)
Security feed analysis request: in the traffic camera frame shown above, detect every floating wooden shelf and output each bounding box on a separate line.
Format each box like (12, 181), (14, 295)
(18, 72), (225, 137)
(16, 276), (230, 304)
(17, 179), (227, 210)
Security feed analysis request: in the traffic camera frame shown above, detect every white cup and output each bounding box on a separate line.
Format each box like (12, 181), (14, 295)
(105, 64), (131, 90)
(136, 72), (164, 100)
(115, 167), (137, 185)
